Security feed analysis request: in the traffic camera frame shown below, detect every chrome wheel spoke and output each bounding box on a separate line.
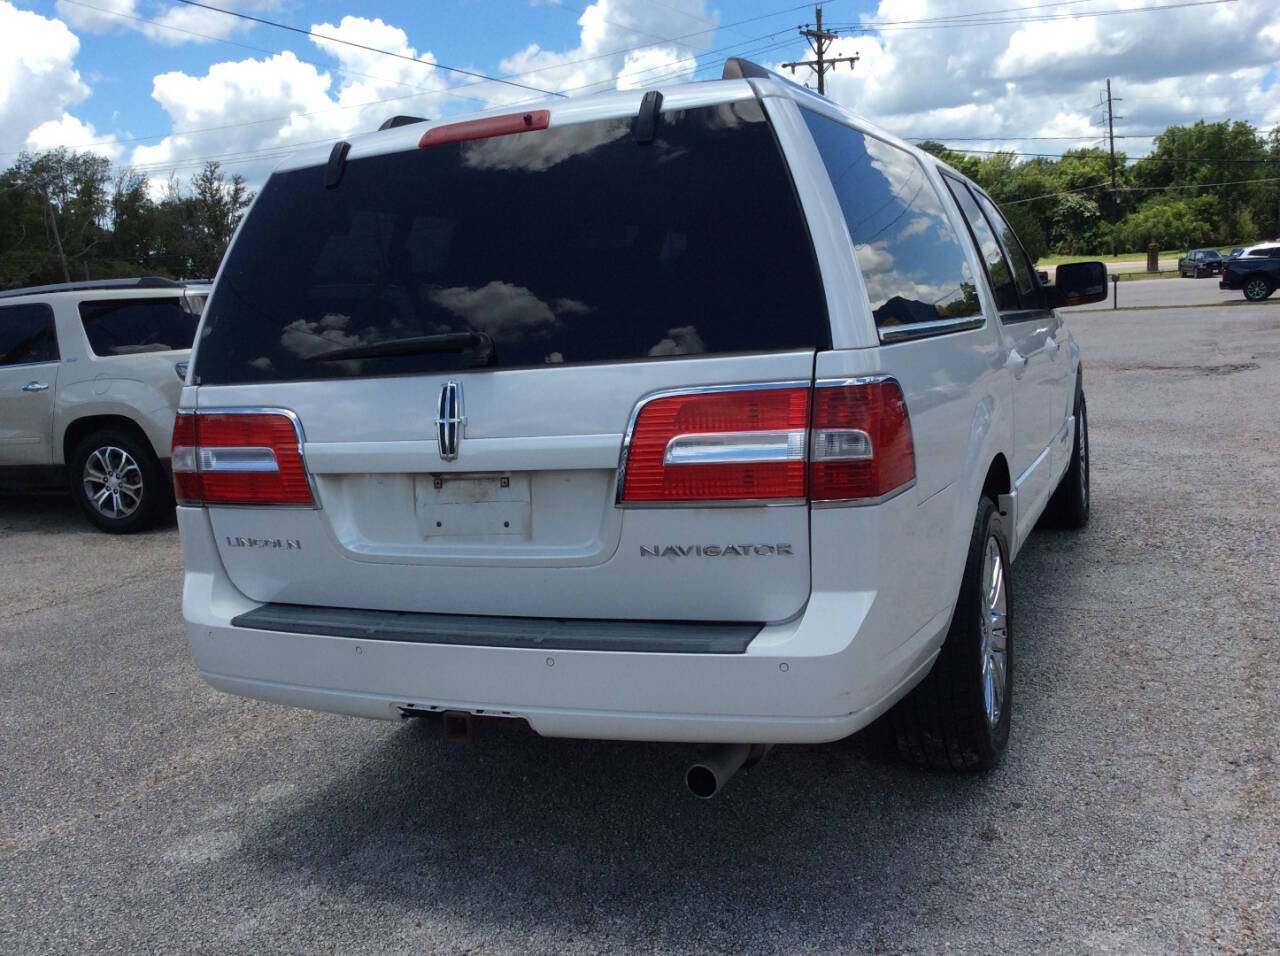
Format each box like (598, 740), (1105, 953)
(980, 533), (1008, 729)
(82, 444), (143, 519)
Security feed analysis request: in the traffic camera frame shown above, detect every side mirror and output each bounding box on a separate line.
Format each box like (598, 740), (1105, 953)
(1050, 261), (1107, 308)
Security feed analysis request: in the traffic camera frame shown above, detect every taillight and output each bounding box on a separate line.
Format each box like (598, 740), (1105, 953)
(171, 410), (314, 507)
(619, 385), (810, 502)
(616, 378), (915, 506)
(810, 379), (915, 502)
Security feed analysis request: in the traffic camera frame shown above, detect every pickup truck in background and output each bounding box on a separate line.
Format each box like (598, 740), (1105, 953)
(1177, 248), (1223, 277)
(1219, 244), (1280, 300)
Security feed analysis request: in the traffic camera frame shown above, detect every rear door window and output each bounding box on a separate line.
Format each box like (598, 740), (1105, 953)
(194, 102), (829, 385)
(972, 192), (1044, 311)
(79, 298), (200, 355)
(944, 176), (1019, 312)
(800, 109), (982, 338)
(0, 304), (59, 366)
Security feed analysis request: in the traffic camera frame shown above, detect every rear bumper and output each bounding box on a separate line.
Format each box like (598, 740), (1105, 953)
(1219, 278), (1240, 290)
(178, 507), (947, 744)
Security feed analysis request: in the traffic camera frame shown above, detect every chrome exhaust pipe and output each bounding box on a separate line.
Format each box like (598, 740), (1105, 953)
(686, 743), (769, 798)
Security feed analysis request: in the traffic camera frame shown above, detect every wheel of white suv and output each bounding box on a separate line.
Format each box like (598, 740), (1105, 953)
(891, 497), (1012, 771)
(1243, 276), (1274, 301)
(69, 428), (167, 533)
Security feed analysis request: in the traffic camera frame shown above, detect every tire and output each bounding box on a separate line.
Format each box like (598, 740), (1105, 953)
(1243, 276), (1274, 301)
(891, 497), (1013, 771)
(1043, 386), (1090, 529)
(68, 428), (168, 533)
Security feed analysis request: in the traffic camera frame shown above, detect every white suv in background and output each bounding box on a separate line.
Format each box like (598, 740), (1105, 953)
(174, 61), (1103, 795)
(0, 278), (206, 532)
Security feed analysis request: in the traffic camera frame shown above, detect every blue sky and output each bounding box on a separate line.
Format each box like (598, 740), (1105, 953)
(3, 0), (1279, 187)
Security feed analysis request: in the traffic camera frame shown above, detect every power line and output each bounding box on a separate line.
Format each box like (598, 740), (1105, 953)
(823, 0), (1238, 32)
(169, 0), (564, 97)
(999, 175), (1280, 205)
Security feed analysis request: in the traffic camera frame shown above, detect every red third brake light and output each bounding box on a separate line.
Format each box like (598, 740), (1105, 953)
(419, 110), (550, 148)
(617, 379), (916, 505)
(171, 410), (314, 507)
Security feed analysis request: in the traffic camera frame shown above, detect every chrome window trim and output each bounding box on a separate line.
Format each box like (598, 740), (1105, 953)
(615, 380), (810, 508)
(176, 405), (321, 510)
(877, 315), (985, 343)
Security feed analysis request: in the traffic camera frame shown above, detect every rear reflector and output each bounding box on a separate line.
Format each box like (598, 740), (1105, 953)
(617, 378), (915, 506)
(419, 110), (550, 148)
(171, 410), (314, 507)
(620, 386), (810, 502)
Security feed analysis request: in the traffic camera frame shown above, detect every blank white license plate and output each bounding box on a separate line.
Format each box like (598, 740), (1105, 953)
(415, 473), (531, 538)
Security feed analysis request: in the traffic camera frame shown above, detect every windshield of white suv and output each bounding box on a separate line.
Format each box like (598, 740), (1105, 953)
(193, 101), (830, 385)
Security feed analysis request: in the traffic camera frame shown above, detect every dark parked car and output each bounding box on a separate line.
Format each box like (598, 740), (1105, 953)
(1178, 248), (1222, 277)
(1219, 245), (1280, 300)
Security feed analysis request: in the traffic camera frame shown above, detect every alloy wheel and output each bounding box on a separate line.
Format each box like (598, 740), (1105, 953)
(83, 445), (144, 520)
(979, 535), (1009, 729)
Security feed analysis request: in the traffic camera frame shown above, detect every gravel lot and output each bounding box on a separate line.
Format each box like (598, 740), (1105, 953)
(2, 300), (1277, 954)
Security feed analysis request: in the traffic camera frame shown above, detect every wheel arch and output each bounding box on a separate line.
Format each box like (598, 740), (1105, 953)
(62, 414), (160, 469)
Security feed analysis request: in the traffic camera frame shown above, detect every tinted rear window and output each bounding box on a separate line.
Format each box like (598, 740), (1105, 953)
(195, 102), (828, 385)
(79, 298), (200, 355)
(0, 304), (58, 366)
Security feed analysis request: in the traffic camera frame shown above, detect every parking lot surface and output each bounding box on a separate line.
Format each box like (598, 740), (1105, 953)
(2, 300), (1278, 953)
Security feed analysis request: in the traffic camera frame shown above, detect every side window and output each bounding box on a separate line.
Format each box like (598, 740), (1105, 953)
(801, 110), (981, 336)
(974, 192), (1043, 309)
(79, 298), (200, 356)
(944, 177), (1019, 311)
(1247, 246), (1279, 258)
(0, 304), (59, 366)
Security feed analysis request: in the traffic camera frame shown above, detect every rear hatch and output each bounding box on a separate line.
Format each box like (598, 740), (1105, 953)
(188, 96), (829, 623)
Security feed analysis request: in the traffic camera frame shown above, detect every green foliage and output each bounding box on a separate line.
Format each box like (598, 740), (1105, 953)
(1114, 195), (1218, 250)
(928, 118), (1279, 258)
(0, 154), (253, 290)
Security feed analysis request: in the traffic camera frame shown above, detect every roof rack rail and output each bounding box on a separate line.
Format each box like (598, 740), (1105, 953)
(379, 115), (429, 131)
(0, 276), (185, 300)
(722, 58), (773, 80)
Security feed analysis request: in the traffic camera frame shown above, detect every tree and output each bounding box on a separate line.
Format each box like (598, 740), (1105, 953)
(189, 161), (253, 278)
(6, 148), (112, 283)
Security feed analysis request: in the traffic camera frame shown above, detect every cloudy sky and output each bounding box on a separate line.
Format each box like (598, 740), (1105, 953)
(2, 0), (1278, 186)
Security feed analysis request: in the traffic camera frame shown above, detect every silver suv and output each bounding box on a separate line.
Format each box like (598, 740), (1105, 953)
(0, 277), (206, 532)
(175, 62), (1104, 794)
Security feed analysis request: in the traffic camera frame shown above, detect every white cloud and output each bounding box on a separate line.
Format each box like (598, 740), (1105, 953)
(25, 113), (121, 161)
(490, 0), (715, 106)
(54, 0), (259, 45)
(0, 1), (100, 156)
(770, 0), (1280, 157)
(129, 15), (459, 183)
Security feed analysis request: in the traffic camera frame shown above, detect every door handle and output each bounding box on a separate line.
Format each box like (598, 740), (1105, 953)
(22, 381), (50, 392)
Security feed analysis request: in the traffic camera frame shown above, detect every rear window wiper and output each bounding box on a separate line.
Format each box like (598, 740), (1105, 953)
(304, 331), (494, 364)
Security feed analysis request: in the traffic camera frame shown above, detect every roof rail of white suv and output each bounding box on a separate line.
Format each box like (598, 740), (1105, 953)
(0, 276), (186, 300)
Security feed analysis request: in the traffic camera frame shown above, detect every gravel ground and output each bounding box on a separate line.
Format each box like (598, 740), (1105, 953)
(1, 301), (1277, 954)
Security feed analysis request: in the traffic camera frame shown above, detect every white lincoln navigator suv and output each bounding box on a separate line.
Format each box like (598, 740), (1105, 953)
(175, 61), (1103, 795)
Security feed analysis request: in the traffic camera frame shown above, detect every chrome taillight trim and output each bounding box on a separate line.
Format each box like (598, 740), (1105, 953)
(663, 429), (807, 466)
(615, 380), (811, 508)
(197, 446), (280, 473)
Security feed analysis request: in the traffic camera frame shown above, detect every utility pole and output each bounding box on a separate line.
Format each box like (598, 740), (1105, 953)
(1103, 78), (1122, 257)
(780, 5), (858, 96)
